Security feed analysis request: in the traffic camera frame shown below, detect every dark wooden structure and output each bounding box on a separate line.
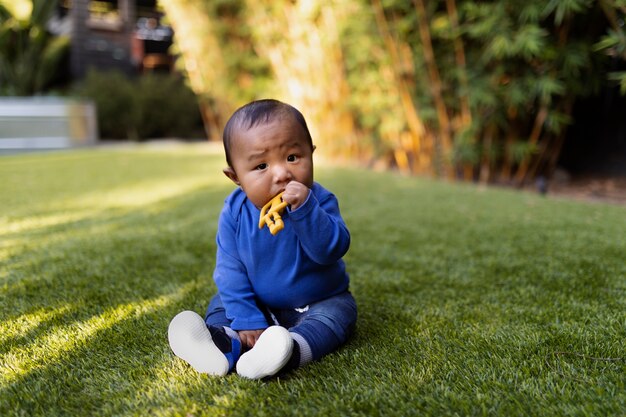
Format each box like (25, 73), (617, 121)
(68, 0), (172, 78)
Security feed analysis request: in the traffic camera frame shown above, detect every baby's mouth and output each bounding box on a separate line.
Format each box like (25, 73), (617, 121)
(270, 190), (285, 200)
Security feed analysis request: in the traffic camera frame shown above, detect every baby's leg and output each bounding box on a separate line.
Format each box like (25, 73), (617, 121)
(204, 293), (232, 328)
(204, 293), (244, 341)
(283, 291), (357, 370)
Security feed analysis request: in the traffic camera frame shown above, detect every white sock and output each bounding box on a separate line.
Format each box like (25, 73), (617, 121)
(290, 332), (314, 367)
(223, 326), (240, 342)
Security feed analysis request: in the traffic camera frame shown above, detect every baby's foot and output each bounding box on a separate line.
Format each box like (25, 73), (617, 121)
(168, 310), (231, 376)
(236, 326), (293, 379)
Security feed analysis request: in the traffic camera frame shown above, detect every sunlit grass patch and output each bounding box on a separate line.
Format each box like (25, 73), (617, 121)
(1, 144), (625, 416)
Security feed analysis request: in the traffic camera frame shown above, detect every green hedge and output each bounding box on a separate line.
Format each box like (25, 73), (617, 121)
(74, 70), (204, 140)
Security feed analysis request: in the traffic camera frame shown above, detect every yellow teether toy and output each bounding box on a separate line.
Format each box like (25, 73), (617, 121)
(259, 192), (288, 235)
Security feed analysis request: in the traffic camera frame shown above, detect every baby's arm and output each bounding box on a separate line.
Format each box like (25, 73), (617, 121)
(214, 205), (269, 331)
(288, 186), (350, 265)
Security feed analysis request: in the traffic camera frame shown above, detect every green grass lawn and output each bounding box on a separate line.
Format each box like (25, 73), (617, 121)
(1, 144), (625, 416)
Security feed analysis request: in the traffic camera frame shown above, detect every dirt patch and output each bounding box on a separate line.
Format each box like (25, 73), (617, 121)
(545, 176), (626, 206)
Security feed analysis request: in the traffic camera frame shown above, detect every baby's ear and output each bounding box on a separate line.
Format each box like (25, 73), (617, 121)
(223, 167), (240, 185)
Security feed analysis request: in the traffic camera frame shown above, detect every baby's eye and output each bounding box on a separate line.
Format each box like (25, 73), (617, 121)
(287, 154), (298, 162)
(255, 163), (268, 170)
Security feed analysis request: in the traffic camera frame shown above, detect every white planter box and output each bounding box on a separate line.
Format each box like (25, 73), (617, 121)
(0, 98), (98, 150)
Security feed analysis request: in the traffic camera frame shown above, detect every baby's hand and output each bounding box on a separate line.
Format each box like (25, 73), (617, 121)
(282, 181), (309, 210)
(238, 329), (265, 349)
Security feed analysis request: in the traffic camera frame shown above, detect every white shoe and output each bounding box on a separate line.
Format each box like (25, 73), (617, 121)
(236, 326), (293, 379)
(168, 310), (230, 376)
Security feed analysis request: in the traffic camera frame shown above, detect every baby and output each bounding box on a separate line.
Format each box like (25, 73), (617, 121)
(168, 99), (357, 379)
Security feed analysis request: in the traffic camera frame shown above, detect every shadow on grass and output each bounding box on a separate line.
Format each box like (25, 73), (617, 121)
(0, 183), (237, 415)
(1, 282), (215, 415)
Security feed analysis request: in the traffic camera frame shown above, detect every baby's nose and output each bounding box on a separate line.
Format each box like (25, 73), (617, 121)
(273, 164), (292, 183)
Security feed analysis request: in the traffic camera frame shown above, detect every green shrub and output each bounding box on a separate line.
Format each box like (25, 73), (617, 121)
(74, 70), (203, 140)
(75, 70), (138, 139)
(134, 74), (204, 139)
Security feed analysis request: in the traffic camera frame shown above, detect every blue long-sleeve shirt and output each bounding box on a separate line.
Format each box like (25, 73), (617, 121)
(213, 182), (350, 331)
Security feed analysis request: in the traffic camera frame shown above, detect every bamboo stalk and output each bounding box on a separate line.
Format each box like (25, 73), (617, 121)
(545, 98), (574, 178)
(158, 0), (228, 139)
(445, 0), (474, 181)
(479, 124), (496, 185)
(371, 0), (428, 174)
(247, 1), (356, 160)
(413, 0), (454, 179)
(500, 129), (514, 183)
(513, 104), (548, 185)
(445, 0), (471, 127)
(515, 16), (572, 185)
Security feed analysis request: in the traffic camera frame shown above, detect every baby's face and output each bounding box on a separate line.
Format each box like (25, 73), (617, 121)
(224, 115), (314, 208)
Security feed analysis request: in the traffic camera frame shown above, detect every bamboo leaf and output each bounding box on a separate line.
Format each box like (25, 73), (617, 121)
(593, 31), (620, 52)
(513, 24), (548, 59)
(608, 71), (626, 94)
(535, 77), (566, 102)
(593, 29), (626, 57)
(543, 0), (593, 25)
(545, 110), (572, 135)
(509, 140), (538, 163)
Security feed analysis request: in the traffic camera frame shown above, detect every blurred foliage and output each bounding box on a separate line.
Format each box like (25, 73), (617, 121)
(2, 1), (624, 183)
(159, 0), (626, 184)
(74, 70), (203, 140)
(159, 0), (272, 140)
(0, 0), (70, 95)
(75, 70), (136, 139)
(134, 73), (204, 139)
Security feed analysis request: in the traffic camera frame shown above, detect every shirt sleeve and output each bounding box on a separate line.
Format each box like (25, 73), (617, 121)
(287, 188), (350, 265)
(213, 206), (269, 331)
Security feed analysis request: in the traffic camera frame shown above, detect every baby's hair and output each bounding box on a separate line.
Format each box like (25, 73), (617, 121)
(222, 99), (313, 167)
